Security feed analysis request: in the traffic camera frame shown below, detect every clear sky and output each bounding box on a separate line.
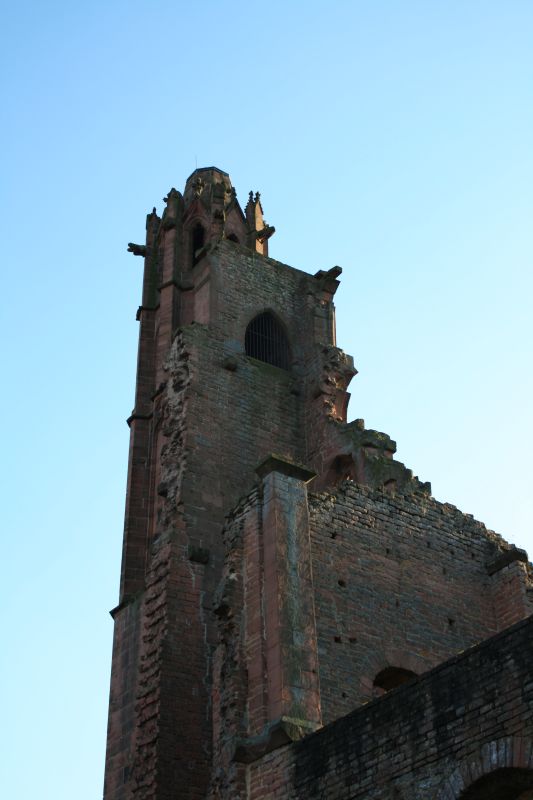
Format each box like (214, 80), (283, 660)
(1, 2), (532, 798)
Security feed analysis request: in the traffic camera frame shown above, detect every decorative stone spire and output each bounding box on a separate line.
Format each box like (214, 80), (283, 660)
(245, 189), (275, 256)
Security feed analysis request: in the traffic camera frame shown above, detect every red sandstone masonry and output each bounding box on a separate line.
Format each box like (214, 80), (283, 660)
(259, 465), (321, 729)
(210, 462), (323, 792)
(491, 559), (532, 629)
(308, 482), (533, 723)
(104, 599), (143, 800)
(242, 497), (268, 737)
(211, 490), (263, 800)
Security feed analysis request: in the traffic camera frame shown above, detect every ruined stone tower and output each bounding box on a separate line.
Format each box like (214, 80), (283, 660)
(104, 168), (533, 800)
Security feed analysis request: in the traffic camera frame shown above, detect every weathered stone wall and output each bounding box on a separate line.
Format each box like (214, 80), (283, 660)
(308, 482), (533, 724)
(247, 614), (533, 799)
(210, 489), (259, 800)
(104, 598), (143, 800)
(178, 240), (321, 561)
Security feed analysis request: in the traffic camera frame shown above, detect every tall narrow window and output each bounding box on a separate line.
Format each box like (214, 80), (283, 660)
(245, 312), (290, 370)
(191, 222), (205, 266)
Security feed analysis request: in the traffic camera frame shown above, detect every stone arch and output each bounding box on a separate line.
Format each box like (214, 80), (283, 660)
(460, 769), (533, 799)
(359, 648), (431, 702)
(373, 666), (417, 695)
(324, 453), (357, 487)
(244, 310), (291, 370)
(435, 737), (533, 800)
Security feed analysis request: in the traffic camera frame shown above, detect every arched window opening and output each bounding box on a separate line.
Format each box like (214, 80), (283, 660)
(226, 233), (239, 243)
(459, 768), (533, 800)
(191, 222), (205, 266)
(245, 312), (290, 370)
(373, 666), (417, 695)
(325, 454), (356, 487)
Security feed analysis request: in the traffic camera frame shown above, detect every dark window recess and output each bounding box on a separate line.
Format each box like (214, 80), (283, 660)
(191, 223), (205, 266)
(245, 312), (290, 370)
(373, 666), (417, 693)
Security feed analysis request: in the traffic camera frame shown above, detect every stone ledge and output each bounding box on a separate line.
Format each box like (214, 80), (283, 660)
(486, 546), (529, 575)
(233, 716), (320, 763)
(109, 592), (143, 619)
(126, 411), (153, 427)
(256, 454), (316, 483)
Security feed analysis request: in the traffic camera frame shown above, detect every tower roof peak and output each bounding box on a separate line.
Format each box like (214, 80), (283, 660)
(186, 166), (229, 180)
(183, 167), (233, 207)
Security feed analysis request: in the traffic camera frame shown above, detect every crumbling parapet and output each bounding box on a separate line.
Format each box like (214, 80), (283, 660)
(307, 342), (430, 495)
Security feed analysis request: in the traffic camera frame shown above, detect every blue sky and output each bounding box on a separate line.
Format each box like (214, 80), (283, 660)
(1, 2), (532, 798)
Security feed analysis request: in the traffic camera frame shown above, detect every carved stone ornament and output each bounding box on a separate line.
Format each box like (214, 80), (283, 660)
(192, 176), (205, 197)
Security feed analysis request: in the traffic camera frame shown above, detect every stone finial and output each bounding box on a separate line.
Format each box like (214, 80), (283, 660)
(191, 175), (205, 197)
(245, 189), (274, 256)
